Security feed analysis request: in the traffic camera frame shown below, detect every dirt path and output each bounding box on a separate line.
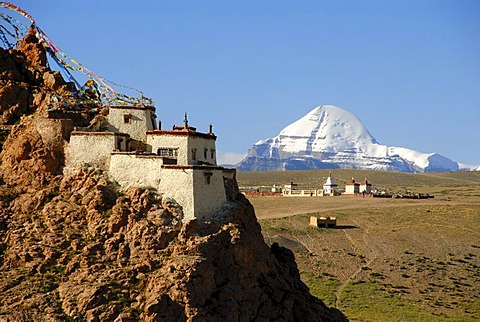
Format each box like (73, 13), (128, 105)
(250, 196), (479, 219)
(333, 216), (381, 308)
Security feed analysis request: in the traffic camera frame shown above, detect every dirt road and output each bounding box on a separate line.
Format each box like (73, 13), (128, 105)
(249, 195), (479, 219)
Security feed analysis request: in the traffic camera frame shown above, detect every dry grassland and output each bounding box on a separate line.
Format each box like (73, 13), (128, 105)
(237, 169), (480, 321)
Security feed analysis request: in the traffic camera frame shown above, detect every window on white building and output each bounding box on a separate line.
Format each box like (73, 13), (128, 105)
(123, 114), (132, 124)
(204, 172), (213, 185)
(192, 148), (197, 160)
(157, 148), (178, 158)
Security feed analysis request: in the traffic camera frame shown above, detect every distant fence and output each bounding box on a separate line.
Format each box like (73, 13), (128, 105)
(283, 189), (322, 197)
(243, 192), (282, 197)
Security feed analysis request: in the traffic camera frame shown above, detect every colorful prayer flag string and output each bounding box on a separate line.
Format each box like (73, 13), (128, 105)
(0, 1), (153, 108)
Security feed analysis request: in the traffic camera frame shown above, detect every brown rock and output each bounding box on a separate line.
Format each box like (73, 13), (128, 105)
(0, 29), (347, 322)
(16, 30), (47, 68)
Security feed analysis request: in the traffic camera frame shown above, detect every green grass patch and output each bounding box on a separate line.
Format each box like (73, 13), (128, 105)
(338, 280), (478, 322)
(300, 270), (340, 307)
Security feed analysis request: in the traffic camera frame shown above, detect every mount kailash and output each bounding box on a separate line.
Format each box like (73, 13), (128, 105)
(237, 105), (477, 172)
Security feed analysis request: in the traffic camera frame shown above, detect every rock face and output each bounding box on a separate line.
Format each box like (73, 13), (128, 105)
(0, 33), (347, 321)
(238, 105), (461, 173)
(0, 30), (75, 126)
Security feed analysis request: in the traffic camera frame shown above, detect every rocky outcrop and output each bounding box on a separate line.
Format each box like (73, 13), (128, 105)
(0, 30), (75, 125)
(0, 166), (346, 321)
(0, 31), (347, 321)
(0, 31), (104, 190)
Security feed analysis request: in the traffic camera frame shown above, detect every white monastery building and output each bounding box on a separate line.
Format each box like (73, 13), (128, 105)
(284, 181), (299, 193)
(344, 177), (372, 195)
(344, 177), (360, 195)
(322, 171), (338, 195)
(65, 106), (235, 221)
(360, 178), (372, 194)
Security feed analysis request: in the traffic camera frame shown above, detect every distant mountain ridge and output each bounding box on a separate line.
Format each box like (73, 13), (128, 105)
(237, 105), (476, 172)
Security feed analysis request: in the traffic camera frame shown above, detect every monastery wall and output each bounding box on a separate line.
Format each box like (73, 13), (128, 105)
(158, 167), (195, 220)
(158, 166), (226, 220)
(147, 134), (189, 164)
(188, 135), (217, 165)
(108, 107), (155, 142)
(109, 153), (163, 189)
(109, 157), (227, 220)
(192, 168), (226, 220)
(65, 133), (117, 170)
(146, 133), (216, 165)
(345, 184), (359, 194)
(65, 105), (228, 221)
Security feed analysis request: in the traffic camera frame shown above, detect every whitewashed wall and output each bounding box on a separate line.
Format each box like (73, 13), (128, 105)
(158, 167), (195, 220)
(189, 135), (217, 165)
(192, 168), (226, 220)
(146, 133), (217, 166)
(359, 184), (372, 193)
(108, 107), (155, 142)
(109, 153), (164, 188)
(65, 133), (116, 170)
(345, 184), (359, 194)
(147, 134), (190, 165)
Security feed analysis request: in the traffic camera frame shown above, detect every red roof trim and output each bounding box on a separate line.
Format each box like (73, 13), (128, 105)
(147, 130), (216, 140)
(161, 165), (224, 170)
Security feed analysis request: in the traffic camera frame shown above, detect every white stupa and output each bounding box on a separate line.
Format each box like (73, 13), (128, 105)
(323, 171), (337, 195)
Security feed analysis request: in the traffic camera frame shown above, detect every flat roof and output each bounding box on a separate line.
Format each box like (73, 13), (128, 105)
(147, 130), (216, 140)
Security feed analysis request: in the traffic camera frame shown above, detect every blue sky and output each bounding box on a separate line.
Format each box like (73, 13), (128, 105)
(7, 0), (480, 165)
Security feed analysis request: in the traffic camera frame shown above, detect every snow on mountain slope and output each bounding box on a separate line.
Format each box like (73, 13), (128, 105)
(252, 105), (378, 159)
(388, 147), (459, 172)
(238, 105), (466, 172)
(458, 163), (480, 171)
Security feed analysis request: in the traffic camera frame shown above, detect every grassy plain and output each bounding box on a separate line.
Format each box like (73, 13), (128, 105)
(237, 169), (480, 322)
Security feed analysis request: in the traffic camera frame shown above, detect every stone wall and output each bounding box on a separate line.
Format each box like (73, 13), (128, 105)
(146, 132), (217, 166)
(65, 132), (117, 170)
(189, 135), (217, 165)
(107, 106), (155, 142)
(109, 153), (164, 188)
(158, 167), (195, 220)
(192, 167), (227, 220)
(147, 134), (189, 165)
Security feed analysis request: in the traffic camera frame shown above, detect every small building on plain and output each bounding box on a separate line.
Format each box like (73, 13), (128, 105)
(310, 216), (337, 228)
(284, 181), (299, 192)
(344, 177), (360, 195)
(271, 185), (283, 193)
(360, 178), (372, 194)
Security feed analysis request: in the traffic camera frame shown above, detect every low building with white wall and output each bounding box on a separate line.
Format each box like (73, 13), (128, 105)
(284, 181), (299, 192)
(360, 178), (372, 194)
(107, 105), (156, 142)
(65, 106), (233, 221)
(343, 177), (373, 195)
(344, 177), (360, 195)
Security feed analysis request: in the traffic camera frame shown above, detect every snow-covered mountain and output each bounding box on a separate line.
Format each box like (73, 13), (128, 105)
(237, 105), (471, 172)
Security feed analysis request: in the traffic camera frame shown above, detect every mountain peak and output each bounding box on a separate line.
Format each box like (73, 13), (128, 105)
(239, 105), (462, 172)
(258, 105), (378, 159)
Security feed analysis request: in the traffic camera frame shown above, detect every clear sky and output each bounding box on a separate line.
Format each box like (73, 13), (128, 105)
(7, 0), (480, 165)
